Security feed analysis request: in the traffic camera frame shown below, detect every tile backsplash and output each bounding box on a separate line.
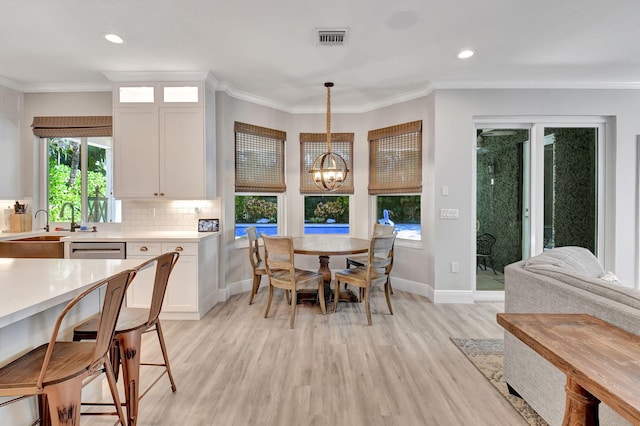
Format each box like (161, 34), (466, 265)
(121, 199), (221, 232)
(0, 198), (220, 233)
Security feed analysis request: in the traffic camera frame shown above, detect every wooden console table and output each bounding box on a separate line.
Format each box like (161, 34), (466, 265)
(497, 313), (640, 426)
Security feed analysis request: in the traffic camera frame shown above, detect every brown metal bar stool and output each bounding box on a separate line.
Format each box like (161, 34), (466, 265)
(0, 268), (136, 426)
(73, 251), (180, 426)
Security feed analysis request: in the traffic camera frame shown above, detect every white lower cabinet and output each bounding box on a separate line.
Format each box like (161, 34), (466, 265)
(126, 236), (219, 320)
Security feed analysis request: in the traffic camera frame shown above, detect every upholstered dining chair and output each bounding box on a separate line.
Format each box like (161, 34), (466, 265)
(334, 233), (397, 325)
(0, 268), (136, 426)
(345, 223), (396, 293)
(246, 225), (268, 305)
(73, 251), (180, 426)
(261, 234), (326, 328)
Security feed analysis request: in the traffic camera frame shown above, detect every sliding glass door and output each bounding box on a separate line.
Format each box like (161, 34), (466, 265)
(476, 120), (604, 292)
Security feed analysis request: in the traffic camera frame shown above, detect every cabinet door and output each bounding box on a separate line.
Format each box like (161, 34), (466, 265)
(126, 255), (155, 308)
(165, 254), (198, 312)
(159, 107), (205, 198)
(114, 107), (160, 198)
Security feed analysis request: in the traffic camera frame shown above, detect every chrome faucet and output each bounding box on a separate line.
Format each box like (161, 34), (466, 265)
(35, 209), (49, 232)
(60, 203), (80, 232)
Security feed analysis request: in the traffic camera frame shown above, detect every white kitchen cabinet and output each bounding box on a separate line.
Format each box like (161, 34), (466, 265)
(125, 235), (219, 320)
(113, 81), (216, 199)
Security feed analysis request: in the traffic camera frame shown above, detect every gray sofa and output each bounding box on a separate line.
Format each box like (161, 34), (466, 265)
(503, 246), (640, 426)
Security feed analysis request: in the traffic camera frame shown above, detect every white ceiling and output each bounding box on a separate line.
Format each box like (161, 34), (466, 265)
(2, 0), (640, 112)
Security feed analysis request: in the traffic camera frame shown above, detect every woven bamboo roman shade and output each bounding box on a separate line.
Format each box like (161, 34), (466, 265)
(31, 116), (112, 137)
(300, 133), (354, 194)
(368, 120), (422, 194)
(235, 121), (286, 193)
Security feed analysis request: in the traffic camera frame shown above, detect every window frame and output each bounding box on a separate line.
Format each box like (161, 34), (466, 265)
(40, 136), (120, 225)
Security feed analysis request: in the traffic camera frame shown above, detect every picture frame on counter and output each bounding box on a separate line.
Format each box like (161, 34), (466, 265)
(198, 218), (219, 232)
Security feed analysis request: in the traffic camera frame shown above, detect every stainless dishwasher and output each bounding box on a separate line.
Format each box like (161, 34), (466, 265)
(68, 241), (126, 259)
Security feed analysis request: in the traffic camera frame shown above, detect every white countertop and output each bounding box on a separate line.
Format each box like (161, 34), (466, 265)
(0, 230), (219, 242)
(0, 258), (142, 328)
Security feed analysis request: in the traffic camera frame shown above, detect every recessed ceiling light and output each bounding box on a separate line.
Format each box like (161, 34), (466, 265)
(105, 33), (124, 44)
(458, 49), (475, 59)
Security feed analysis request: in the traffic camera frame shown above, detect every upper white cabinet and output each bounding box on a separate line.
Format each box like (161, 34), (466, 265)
(113, 81), (216, 199)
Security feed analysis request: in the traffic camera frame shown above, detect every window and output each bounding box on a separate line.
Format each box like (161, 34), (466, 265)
(376, 195), (421, 240)
(46, 137), (118, 223)
(235, 195), (279, 238)
(32, 116), (120, 224)
(369, 120), (422, 240)
(235, 122), (286, 238)
(303, 196), (350, 234)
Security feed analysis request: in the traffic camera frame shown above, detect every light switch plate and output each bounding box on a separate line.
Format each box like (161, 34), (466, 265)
(440, 208), (459, 219)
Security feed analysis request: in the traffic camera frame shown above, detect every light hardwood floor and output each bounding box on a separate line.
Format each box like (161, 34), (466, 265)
(85, 288), (526, 426)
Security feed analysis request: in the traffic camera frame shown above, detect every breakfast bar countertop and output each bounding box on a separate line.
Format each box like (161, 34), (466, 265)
(0, 230), (219, 243)
(0, 258), (142, 329)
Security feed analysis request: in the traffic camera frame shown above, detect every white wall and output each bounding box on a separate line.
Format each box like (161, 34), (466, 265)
(16, 88), (640, 302)
(0, 86), (23, 200)
(218, 92), (437, 297)
(434, 89), (640, 297)
(22, 92), (113, 211)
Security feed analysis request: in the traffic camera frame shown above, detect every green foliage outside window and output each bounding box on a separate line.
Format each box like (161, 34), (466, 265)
(235, 196), (278, 223)
(376, 195), (420, 223)
(48, 139), (107, 221)
(304, 196), (349, 223)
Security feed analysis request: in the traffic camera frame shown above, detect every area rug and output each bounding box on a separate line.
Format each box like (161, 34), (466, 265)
(450, 338), (548, 426)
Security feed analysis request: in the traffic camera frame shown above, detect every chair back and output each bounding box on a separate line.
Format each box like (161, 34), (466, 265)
(477, 233), (497, 255)
(372, 223), (395, 237)
(366, 233), (397, 277)
(247, 226), (263, 270)
(134, 251), (181, 325)
(261, 234), (295, 284)
(37, 269), (137, 388)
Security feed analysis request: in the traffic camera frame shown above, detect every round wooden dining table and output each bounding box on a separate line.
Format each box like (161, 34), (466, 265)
(292, 235), (369, 285)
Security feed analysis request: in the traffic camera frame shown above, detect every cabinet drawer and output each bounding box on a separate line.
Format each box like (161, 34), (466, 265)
(162, 242), (198, 256)
(128, 242), (162, 256)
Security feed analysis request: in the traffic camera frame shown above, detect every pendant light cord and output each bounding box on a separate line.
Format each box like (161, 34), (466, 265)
(326, 82), (333, 153)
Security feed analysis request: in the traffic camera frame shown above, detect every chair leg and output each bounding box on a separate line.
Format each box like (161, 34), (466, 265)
(44, 376), (83, 426)
(318, 280), (326, 315)
(385, 280), (394, 316)
(38, 394), (50, 426)
(289, 286), (297, 329)
(334, 280), (340, 313)
(264, 284), (274, 318)
(490, 257), (497, 275)
(117, 329), (144, 426)
(364, 286), (372, 326)
(104, 357), (128, 426)
(248, 274), (260, 305)
(388, 277), (394, 295)
(155, 321), (177, 392)
(285, 289), (291, 305)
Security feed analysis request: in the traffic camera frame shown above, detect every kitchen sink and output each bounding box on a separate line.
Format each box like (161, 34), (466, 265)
(0, 235), (65, 258)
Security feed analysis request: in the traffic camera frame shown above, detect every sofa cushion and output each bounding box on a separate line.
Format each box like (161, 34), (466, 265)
(523, 246), (605, 277)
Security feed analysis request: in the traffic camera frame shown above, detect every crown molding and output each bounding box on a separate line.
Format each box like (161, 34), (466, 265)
(21, 82), (112, 93)
(431, 80), (640, 90)
(218, 81), (436, 114)
(0, 76), (23, 92)
(102, 70), (215, 83)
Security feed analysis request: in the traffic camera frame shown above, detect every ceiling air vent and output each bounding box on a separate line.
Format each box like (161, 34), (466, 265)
(316, 28), (349, 46)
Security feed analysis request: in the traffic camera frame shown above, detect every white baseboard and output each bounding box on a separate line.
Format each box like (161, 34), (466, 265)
(223, 277), (493, 304)
(474, 291), (505, 302)
(433, 290), (475, 304)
